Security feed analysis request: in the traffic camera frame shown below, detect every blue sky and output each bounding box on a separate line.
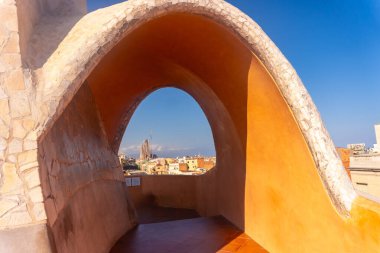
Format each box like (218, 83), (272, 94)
(88, 0), (380, 156)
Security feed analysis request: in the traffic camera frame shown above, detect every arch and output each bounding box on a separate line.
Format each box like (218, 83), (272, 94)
(36, 0), (355, 215)
(118, 86), (217, 159)
(38, 7), (359, 252)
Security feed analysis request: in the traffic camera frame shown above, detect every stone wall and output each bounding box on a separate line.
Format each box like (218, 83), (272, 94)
(0, 0), (44, 228)
(0, 2), (52, 251)
(38, 83), (136, 253)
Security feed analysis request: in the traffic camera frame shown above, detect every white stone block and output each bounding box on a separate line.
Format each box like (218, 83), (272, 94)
(8, 138), (22, 154)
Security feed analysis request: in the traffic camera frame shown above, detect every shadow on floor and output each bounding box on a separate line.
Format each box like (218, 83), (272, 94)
(110, 216), (268, 253)
(136, 205), (200, 224)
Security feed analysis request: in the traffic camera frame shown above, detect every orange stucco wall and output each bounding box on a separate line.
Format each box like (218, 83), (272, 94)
(244, 55), (380, 252)
(128, 175), (198, 210)
(43, 13), (380, 252)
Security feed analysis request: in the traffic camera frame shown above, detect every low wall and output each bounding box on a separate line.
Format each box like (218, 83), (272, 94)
(126, 170), (218, 217)
(128, 175), (196, 209)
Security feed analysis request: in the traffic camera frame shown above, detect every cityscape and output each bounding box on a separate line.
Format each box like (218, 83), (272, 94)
(119, 139), (216, 176)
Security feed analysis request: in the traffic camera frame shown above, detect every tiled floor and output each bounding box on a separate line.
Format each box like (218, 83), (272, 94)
(110, 216), (268, 253)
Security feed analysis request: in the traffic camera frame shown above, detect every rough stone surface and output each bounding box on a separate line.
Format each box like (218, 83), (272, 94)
(9, 92), (31, 118)
(0, 0), (43, 234)
(1, 162), (22, 194)
(8, 138), (22, 154)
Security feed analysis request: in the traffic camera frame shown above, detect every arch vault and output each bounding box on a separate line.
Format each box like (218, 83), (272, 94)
(0, 0), (380, 252)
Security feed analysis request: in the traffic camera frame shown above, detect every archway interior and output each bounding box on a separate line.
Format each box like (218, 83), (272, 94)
(119, 87), (216, 159)
(88, 12), (250, 225)
(38, 13), (337, 253)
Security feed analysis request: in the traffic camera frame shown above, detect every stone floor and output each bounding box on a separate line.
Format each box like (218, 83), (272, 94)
(110, 216), (268, 253)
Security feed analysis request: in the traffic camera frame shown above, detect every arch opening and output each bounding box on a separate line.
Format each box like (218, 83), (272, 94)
(119, 87), (217, 173)
(119, 87), (218, 224)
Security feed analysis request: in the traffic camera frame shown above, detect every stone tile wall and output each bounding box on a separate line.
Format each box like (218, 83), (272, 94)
(0, 0), (45, 229)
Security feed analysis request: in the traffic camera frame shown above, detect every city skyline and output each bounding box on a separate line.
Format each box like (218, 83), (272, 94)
(88, 0), (380, 153)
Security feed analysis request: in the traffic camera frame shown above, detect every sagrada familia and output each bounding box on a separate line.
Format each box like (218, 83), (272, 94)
(139, 139), (151, 160)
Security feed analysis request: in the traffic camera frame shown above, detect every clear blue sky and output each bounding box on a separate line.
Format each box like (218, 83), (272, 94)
(88, 0), (380, 156)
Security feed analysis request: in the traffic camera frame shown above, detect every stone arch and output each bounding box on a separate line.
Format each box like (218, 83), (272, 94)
(36, 3), (361, 251)
(36, 0), (355, 216)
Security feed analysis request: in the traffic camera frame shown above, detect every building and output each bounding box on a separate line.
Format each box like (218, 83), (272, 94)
(349, 124), (380, 198)
(152, 162), (167, 175)
(186, 158), (198, 171)
(347, 143), (366, 155)
(198, 157), (216, 171)
(179, 163), (189, 172)
(139, 139), (151, 160)
(168, 162), (180, 174)
(374, 124), (380, 152)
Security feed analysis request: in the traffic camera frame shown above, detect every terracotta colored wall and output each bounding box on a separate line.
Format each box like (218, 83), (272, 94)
(38, 84), (136, 253)
(126, 170), (218, 217)
(128, 175), (197, 209)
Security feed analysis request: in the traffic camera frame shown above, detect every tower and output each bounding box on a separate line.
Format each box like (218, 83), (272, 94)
(139, 139), (151, 160)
